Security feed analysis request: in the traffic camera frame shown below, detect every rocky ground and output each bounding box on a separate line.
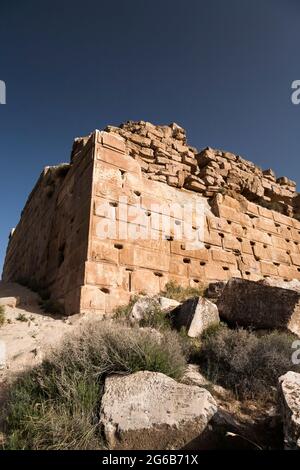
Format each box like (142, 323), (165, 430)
(1, 279), (300, 450)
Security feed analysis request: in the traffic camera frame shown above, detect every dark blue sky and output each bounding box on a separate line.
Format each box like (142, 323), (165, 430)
(0, 0), (300, 274)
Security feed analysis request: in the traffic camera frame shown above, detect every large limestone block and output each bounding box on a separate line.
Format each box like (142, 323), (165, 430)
(100, 371), (217, 450)
(278, 372), (300, 449)
(0, 296), (20, 308)
(217, 278), (300, 335)
(170, 297), (220, 337)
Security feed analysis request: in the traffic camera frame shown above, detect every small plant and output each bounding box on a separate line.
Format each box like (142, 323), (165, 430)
(16, 313), (28, 322)
(160, 281), (206, 302)
(139, 304), (170, 330)
(113, 295), (140, 320)
(0, 306), (5, 326)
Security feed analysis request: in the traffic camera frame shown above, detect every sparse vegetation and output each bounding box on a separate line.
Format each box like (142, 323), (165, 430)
(0, 306), (5, 326)
(16, 313), (28, 322)
(113, 295), (140, 320)
(4, 320), (186, 449)
(138, 304), (170, 330)
(114, 295), (170, 330)
(160, 281), (206, 302)
(194, 324), (300, 401)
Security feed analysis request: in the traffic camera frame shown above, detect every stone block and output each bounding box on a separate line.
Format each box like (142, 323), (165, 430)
(170, 297), (220, 337)
(218, 277), (300, 335)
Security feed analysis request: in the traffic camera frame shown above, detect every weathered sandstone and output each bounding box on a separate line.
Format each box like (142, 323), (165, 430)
(100, 371), (217, 450)
(170, 297), (219, 337)
(278, 371), (300, 449)
(3, 121), (300, 316)
(217, 278), (300, 335)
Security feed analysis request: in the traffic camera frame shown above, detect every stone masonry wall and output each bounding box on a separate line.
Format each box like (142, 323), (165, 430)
(3, 121), (300, 315)
(2, 134), (95, 314)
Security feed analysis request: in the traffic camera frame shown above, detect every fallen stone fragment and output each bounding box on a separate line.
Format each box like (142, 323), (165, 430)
(170, 297), (220, 337)
(0, 296), (20, 309)
(217, 278), (300, 336)
(100, 371), (217, 450)
(129, 296), (180, 324)
(278, 371), (300, 449)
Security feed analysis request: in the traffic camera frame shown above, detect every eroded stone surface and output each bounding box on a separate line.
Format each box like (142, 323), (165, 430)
(278, 371), (300, 449)
(171, 297), (219, 337)
(217, 278), (300, 335)
(100, 371), (217, 450)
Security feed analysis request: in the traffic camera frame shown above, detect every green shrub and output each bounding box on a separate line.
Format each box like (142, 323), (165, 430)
(0, 306), (5, 326)
(113, 295), (140, 320)
(160, 281), (206, 302)
(4, 321), (186, 449)
(16, 313), (28, 322)
(138, 304), (170, 330)
(195, 325), (300, 401)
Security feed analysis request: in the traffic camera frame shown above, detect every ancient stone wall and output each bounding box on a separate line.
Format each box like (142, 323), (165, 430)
(3, 121), (300, 315)
(2, 133), (95, 314)
(106, 121), (299, 218)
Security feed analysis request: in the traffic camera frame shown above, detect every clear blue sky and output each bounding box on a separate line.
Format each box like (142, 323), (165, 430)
(0, 0), (300, 274)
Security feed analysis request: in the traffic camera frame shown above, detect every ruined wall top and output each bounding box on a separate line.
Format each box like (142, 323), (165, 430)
(71, 120), (300, 220)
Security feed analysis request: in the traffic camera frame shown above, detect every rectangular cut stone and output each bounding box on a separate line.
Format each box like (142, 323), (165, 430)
(272, 211), (294, 227)
(258, 206), (274, 220)
(271, 249), (291, 265)
(291, 253), (300, 266)
(223, 234), (241, 251)
(245, 201), (259, 216)
(207, 217), (232, 233)
(85, 261), (123, 287)
(260, 261), (279, 276)
(169, 256), (189, 276)
(90, 239), (119, 264)
(100, 131), (126, 153)
(131, 269), (160, 294)
(253, 243), (273, 261)
(119, 245), (170, 272)
(217, 204), (241, 223)
(222, 195), (241, 210)
(272, 235), (290, 251)
(277, 265), (299, 280)
(204, 264), (229, 281)
(97, 147), (141, 175)
(253, 217), (277, 234)
(202, 229), (222, 247)
(211, 249), (237, 265)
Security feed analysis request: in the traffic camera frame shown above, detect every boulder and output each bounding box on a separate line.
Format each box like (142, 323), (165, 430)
(181, 364), (210, 387)
(170, 297), (220, 337)
(217, 278), (300, 336)
(0, 296), (19, 308)
(130, 296), (180, 324)
(278, 371), (300, 449)
(100, 371), (217, 450)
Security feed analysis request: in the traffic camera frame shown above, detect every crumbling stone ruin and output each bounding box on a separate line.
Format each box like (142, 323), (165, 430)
(3, 121), (300, 315)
